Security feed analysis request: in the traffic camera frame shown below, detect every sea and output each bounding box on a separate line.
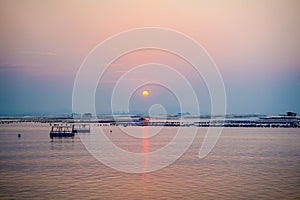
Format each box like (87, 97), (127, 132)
(0, 123), (299, 199)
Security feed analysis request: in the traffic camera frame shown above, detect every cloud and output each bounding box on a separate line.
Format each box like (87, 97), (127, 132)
(126, 78), (149, 82)
(0, 62), (29, 69)
(0, 62), (39, 72)
(17, 51), (57, 56)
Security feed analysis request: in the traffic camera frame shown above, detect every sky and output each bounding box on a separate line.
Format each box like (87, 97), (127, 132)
(0, 0), (299, 115)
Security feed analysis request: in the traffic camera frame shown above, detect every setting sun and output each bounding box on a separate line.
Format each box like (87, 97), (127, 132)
(142, 90), (149, 97)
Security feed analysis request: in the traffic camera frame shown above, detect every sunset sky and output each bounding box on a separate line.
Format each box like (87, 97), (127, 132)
(0, 0), (299, 115)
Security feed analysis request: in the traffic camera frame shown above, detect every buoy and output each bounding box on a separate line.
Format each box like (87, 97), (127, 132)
(18, 134), (21, 138)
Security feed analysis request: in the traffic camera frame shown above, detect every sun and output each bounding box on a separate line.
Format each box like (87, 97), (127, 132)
(142, 90), (149, 97)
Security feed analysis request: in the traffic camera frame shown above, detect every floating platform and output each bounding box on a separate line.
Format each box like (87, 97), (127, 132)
(50, 123), (75, 138)
(72, 124), (90, 133)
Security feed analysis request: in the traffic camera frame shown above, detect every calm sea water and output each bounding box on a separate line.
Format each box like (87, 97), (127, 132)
(0, 123), (299, 199)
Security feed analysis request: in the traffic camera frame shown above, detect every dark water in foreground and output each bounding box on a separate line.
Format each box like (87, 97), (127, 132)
(0, 123), (299, 199)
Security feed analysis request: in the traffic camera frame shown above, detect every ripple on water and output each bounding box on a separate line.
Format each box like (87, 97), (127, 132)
(0, 124), (299, 199)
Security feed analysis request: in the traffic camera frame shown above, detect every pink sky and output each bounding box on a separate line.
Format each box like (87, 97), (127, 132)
(0, 0), (299, 114)
(1, 0), (299, 74)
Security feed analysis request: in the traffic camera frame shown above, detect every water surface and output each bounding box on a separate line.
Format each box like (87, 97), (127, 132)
(0, 123), (299, 199)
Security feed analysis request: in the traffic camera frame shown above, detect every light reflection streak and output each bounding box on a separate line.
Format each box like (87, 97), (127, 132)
(142, 126), (150, 190)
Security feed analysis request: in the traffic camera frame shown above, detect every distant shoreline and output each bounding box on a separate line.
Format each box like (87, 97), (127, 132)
(0, 114), (299, 128)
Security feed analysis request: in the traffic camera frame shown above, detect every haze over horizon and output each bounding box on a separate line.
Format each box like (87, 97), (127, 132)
(0, 0), (299, 116)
